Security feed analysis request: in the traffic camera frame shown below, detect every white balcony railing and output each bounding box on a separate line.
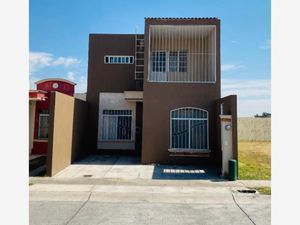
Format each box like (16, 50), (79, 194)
(148, 25), (216, 83)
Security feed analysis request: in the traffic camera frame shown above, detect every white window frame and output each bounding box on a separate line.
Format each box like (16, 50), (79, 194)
(170, 107), (209, 150)
(104, 55), (134, 64)
(38, 113), (49, 140)
(168, 51), (188, 73)
(150, 51), (166, 72)
(100, 110), (133, 141)
(150, 51), (187, 73)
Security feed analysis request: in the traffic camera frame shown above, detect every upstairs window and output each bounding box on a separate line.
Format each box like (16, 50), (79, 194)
(169, 51), (187, 72)
(178, 51), (188, 72)
(169, 52), (178, 72)
(104, 56), (134, 64)
(151, 52), (166, 72)
(151, 51), (187, 73)
(150, 51), (187, 81)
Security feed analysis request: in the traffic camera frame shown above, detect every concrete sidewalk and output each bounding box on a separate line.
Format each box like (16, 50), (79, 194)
(29, 176), (271, 188)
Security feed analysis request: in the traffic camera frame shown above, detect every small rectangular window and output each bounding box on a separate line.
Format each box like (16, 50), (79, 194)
(104, 56), (134, 64)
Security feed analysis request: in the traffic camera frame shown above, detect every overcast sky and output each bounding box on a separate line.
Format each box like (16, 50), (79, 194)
(29, 0), (270, 117)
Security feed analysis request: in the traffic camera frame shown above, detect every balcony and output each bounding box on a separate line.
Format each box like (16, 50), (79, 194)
(148, 25), (216, 83)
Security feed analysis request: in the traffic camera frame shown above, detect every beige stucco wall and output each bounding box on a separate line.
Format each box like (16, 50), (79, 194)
(98, 92), (136, 150)
(47, 92), (88, 176)
(238, 118), (271, 141)
(29, 101), (36, 154)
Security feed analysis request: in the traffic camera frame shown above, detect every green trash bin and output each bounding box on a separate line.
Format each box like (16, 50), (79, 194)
(228, 159), (237, 181)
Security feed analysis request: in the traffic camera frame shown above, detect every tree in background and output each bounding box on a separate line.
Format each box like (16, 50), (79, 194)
(254, 112), (271, 118)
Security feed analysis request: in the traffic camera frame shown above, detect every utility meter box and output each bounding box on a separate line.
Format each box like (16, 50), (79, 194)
(219, 115), (233, 176)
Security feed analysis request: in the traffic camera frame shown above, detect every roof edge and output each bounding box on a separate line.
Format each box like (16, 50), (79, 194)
(29, 89), (47, 93)
(35, 78), (76, 86)
(145, 17), (220, 20)
(89, 33), (137, 36)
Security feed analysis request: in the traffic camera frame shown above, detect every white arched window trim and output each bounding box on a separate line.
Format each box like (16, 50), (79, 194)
(170, 107), (209, 151)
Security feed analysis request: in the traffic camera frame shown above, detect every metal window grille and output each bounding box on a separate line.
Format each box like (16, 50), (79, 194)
(101, 110), (132, 140)
(179, 51), (187, 72)
(160, 51), (188, 73)
(104, 56), (134, 64)
(170, 107), (209, 150)
(149, 25), (216, 82)
(38, 113), (49, 139)
(151, 51), (166, 72)
(169, 51), (178, 72)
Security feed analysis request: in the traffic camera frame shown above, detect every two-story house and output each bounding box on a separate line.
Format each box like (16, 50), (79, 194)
(86, 17), (237, 167)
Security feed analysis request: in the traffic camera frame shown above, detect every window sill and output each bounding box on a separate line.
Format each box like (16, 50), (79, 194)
(168, 148), (211, 153)
(34, 139), (48, 142)
(99, 140), (134, 143)
(168, 149), (211, 157)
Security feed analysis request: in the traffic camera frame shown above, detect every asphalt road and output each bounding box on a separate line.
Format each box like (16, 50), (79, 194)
(29, 179), (270, 225)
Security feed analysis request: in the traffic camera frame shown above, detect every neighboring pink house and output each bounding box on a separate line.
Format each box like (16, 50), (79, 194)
(29, 78), (76, 155)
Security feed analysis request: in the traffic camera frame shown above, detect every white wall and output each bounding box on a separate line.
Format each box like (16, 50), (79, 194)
(220, 115), (233, 176)
(97, 92), (136, 150)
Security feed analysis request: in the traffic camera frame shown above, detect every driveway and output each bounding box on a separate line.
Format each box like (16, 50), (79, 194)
(30, 155), (270, 225)
(54, 155), (220, 180)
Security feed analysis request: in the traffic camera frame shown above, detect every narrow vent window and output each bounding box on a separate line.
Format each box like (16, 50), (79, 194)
(104, 56), (134, 64)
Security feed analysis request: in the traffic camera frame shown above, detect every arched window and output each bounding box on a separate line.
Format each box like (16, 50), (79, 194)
(170, 107), (209, 150)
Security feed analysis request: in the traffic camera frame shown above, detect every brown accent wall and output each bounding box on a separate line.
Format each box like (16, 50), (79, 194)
(86, 34), (137, 152)
(46, 92), (88, 176)
(71, 99), (89, 161)
(142, 18), (221, 165)
(216, 95), (238, 171)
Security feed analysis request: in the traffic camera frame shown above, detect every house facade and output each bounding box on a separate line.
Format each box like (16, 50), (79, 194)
(29, 78), (76, 155)
(86, 17), (236, 166)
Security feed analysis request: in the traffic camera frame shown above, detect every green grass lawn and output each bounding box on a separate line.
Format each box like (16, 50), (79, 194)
(238, 141), (271, 180)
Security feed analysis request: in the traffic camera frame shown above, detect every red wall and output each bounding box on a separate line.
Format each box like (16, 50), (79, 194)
(31, 80), (75, 155)
(36, 80), (75, 97)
